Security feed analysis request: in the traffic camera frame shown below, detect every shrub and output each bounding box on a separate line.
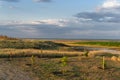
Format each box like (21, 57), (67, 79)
(61, 56), (68, 74)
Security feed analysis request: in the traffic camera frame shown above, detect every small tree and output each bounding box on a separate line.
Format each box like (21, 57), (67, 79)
(84, 50), (89, 57)
(61, 56), (68, 74)
(31, 55), (35, 65)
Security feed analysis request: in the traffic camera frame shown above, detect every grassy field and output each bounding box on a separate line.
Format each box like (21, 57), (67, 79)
(53, 40), (120, 50)
(74, 41), (120, 47)
(0, 36), (120, 80)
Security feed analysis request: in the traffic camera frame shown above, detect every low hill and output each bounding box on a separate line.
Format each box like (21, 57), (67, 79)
(0, 35), (69, 49)
(0, 40), (69, 49)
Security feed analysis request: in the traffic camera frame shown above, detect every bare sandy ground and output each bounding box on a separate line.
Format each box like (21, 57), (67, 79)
(0, 59), (37, 80)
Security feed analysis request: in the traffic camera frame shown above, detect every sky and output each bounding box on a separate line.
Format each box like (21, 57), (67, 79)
(0, 0), (120, 39)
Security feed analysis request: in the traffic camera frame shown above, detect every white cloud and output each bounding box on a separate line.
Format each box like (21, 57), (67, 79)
(97, 0), (120, 13)
(31, 19), (69, 27)
(1, 19), (70, 27)
(102, 0), (120, 9)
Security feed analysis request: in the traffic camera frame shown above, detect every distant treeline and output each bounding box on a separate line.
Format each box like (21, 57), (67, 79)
(0, 35), (17, 40)
(0, 40), (68, 49)
(75, 41), (120, 47)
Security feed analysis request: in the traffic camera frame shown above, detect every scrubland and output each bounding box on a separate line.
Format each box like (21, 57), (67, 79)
(0, 36), (120, 80)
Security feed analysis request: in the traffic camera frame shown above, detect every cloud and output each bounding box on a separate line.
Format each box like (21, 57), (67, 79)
(0, 0), (19, 2)
(97, 0), (120, 13)
(75, 0), (120, 23)
(1, 19), (120, 39)
(0, 19), (70, 27)
(31, 19), (69, 27)
(33, 0), (51, 3)
(75, 12), (120, 22)
(100, 0), (120, 9)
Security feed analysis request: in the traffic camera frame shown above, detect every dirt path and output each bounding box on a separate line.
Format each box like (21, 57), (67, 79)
(0, 59), (36, 80)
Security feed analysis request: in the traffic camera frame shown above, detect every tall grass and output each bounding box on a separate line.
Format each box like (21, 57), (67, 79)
(0, 49), (81, 58)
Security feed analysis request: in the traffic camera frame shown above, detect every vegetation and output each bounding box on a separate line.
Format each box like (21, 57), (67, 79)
(84, 50), (89, 57)
(0, 40), (68, 49)
(75, 41), (120, 47)
(0, 36), (120, 80)
(61, 56), (68, 67)
(61, 56), (68, 74)
(0, 49), (80, 58)
(31, 55), (35, 65)
(22, 56), (120, 80)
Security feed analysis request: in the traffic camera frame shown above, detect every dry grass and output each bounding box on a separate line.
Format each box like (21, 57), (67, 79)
(111, 56), (118, 61)
(0, 48), (119, 58)
(0, 49), (83, 58)
(117, 56), (120, 62)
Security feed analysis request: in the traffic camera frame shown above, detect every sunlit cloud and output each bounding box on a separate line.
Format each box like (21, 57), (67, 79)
(101, 0), (120, 9)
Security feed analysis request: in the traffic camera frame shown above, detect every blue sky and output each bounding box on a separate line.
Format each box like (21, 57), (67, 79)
(0, 0), (102, 20)
(0, 0), (120, 39)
